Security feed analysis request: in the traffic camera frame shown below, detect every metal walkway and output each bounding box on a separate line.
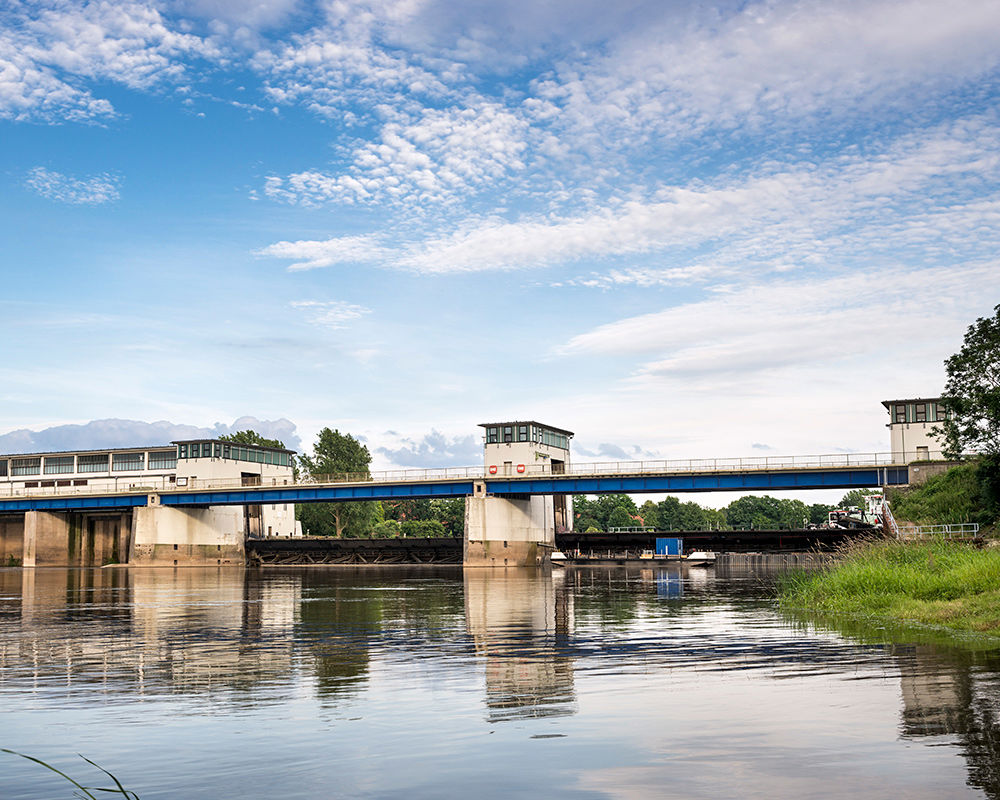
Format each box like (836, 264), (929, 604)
(0, 453), (911, 513)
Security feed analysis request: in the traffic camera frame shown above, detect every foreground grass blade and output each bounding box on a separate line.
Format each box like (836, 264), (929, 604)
(1, 749), (140, 799)
(79, 755), (140, 799)
(1, 749), (99, 800)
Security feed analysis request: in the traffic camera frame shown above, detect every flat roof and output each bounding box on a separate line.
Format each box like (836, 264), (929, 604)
(478, 421), (574, 437)
(1, 438), (297, 460)
(172, 439), (296, 454)
(881, 398), (943, 408)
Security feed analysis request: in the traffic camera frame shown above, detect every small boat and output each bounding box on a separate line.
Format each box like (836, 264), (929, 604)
(685, 551), (716, 566)
(550, 550), (567, 566)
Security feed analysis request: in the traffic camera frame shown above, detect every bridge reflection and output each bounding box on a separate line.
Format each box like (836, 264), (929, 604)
(3, 566), (1000, 798)
(464, 569), (576, 721)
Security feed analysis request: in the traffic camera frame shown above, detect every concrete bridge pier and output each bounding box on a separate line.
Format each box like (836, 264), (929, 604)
(130, 496), (245, 566)
(22, 510), (130, 567)
(464, 482), (554, 567)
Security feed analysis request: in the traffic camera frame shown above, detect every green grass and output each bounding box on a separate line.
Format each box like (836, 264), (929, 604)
(779, 538), (1000, 634)
(1, 750), (139, 799)
(888, 458), (1000, 528)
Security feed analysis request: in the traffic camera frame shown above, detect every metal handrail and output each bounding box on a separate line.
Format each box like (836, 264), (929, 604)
(897, 522), (981, 538)
(0, 450), (949, 502)
(882, 500), (902, 539)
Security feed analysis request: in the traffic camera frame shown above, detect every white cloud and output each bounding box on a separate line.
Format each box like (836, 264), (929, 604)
(0, 0), (217, 122)
(256, 234), (390, 270)
(555, 265), (719, 289)
(25, 167), (121, 204)
(556, 262), (1000, 384)
(0, 416), (301, 454)
(166, 0), (302, 30)
(374, 429), (481, 467)
(264, 100), (531, 205)
(254, 1), (456, 118)
(258, 114), (1000, 275)
(290, 300), (371, 329)
(540, 0), (1000, 147)
(0, 41), (116, 122)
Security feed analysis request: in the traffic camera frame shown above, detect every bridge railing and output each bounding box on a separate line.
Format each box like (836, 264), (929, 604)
(897, 522), (981, 539)
(0, 450), (936, 501)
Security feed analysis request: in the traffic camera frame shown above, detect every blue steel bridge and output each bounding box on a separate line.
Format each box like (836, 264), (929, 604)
(0, 453), (910, 513)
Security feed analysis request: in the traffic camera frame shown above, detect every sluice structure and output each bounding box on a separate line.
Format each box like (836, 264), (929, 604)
(0, 414), (920, 569)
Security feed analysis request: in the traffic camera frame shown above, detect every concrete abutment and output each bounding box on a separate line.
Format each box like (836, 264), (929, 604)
(463, 495), (555, 567)
(22, 510), (130, 567)
(130, 500), (245, 566)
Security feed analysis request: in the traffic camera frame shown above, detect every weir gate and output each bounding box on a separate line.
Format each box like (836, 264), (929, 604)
(0, 448), (911, 568)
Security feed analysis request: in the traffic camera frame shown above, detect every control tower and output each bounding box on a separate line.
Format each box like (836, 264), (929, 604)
(465, 421), (574, 567)
(479, 421), (573, 532)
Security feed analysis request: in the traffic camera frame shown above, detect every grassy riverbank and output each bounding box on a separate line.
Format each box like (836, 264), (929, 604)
(779, 538), (1000, 634)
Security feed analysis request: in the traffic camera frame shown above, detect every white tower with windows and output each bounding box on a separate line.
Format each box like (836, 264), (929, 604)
(465, 421), (574, 567)
(882, 398), (949, 462)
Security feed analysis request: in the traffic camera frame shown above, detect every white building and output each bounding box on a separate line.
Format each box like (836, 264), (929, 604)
(0, 439), (299, 537)
(882, 398), (949, 462)
(479, 421), (574, 532)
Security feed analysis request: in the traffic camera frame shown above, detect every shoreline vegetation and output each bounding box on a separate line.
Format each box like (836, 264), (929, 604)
(779, 538), (1000, 636)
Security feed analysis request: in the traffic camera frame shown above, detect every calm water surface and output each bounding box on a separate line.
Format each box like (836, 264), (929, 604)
(2, 565), (1000, 799)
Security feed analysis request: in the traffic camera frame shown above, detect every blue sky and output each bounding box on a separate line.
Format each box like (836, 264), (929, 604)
(2, 0), (999, 475)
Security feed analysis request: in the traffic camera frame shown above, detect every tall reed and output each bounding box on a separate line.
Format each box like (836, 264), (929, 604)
(1, 749), (140, 799)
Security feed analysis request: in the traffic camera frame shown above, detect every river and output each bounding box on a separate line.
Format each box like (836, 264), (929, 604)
(2, 565), (999, 799)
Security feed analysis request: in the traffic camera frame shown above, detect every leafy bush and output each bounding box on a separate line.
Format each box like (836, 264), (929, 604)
(889, 459), (1000, 526)
(400, 520), (447, 538)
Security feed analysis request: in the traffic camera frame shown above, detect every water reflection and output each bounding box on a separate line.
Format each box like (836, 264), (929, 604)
(464, 569), (575, 721)
(3, 566), (1000, 799)
(784, 610), (1000, 800)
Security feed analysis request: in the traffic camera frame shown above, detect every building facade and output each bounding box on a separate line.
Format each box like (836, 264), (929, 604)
(479, 421), (574, 532)
(882, 398), (949, 462)
(0, 439), (299, 537)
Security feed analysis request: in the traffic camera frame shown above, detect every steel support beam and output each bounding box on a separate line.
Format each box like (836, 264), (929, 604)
(0, 467), (909, 513)
(484, 467), (909, 495)
(160, 480), (478, 507)
(0, 495), (148, 513)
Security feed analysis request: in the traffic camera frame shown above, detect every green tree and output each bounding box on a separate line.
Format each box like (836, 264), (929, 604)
(383, 499), (433, 522)
(777, 499), (810, 529)
(401, 520), (447, 538)
(809, 503), (833, 525)
(219, 430), (286, 449)
(726, 496), (783, 529)
(607, 506), (634, 529)
(372, 520), (401, 538)
(430, 498), (465, 536)
(657, 497), (682, 529)
(297, 428), (380, 537)
(837, 489), (872, 509)
(637, 500), (661, 530)
(939, 304), (1000, 458)
(676, 501), (709, 530)
(573, 496), (602, 531)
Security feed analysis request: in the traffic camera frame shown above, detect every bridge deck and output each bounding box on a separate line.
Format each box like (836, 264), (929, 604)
(0, 455), (911, 513)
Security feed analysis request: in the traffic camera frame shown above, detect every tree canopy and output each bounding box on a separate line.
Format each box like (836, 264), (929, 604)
(939, 304), (1000, 458)
(298, 428), (371, 477)
(297, 428), (379, 537)
(219, 430), (286, 449)
(574, 493), (822, 531)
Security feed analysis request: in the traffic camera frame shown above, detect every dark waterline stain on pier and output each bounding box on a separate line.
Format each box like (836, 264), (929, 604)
(1, 565), (999, 799)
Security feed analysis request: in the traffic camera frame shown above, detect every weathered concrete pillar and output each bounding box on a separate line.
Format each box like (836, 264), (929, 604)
(22, 510), (72, 567)
(130, 497), (245, 566)
(0, 515), (25, 566)
(464, 495), (554, 567)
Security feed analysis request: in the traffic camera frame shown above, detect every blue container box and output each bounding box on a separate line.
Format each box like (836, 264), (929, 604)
(655, 537), (682, 556)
